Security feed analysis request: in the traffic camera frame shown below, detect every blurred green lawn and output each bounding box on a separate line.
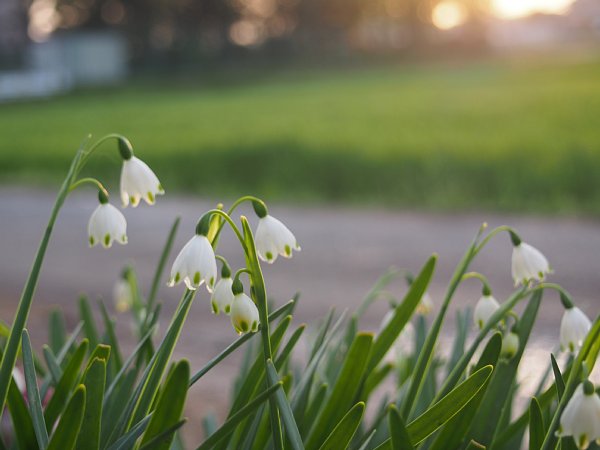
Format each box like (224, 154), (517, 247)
(2, 56), (600, 213)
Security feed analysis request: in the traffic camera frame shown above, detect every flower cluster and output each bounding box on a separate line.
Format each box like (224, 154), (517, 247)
(167, 200), (298, 335)
(85, 136), (163, 249)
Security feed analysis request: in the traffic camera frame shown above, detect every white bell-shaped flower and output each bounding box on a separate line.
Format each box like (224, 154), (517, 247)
(113, 278), (133, 313)
(560, 306), (592, 353)
(510, 232), (551, 286)
(88, 197), (127, 248)
(211, 277), (234, 315)
(416, 292), (434, 315)
(558, 381), (600, 449)
(168, 234), (217, 292)
(501, 331), (519, 359)
(474, 294), (500, 329)
(231, 292), (259, 335)
(120, 156), (164, 207)
(255, 215), (300, 263)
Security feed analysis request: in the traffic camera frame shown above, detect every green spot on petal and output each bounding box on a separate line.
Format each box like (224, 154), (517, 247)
(104, 234), (111, 247)
(158, 183), (164, 193)
(240, 321), (248, 332)
(193, 272), (201, 285)
(266, 251), (273, 261)
(89, 236), (95, 246)
(224, 305), (231, 314)
(284, 245), (291, 256)
(175, 272), (181, 283)
(211, 301), (219, 315)
(147, 191), (154, 203)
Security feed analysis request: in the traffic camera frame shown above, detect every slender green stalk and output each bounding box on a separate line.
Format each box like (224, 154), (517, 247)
(240, 216), (285, 450)
(0, 141), (86, 418)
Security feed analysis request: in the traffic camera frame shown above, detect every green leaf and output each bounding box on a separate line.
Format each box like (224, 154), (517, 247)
(47, 385), (86, 450)
(140, 360), (190, 450)
(43, 345), (62, 385)
(528, 397), (544, 450)
(106, 415), (152, 450)
(44, 339), (89, 432)
(466, 441), (486, 450)
(139, 419), (186, 450)
(551, 354), (565, 400)
(98, 300), (123, 374)
(388, 405), (414, 450)
(477, 291), (542, 447)
(127, 289), (195, 433)
(146, 217), (180, 312)
(6, 359), (38, 450)
(195, 382), (282, 450)
(22, 330), (49, 449)
(76, 358), (106, 450)
(429, 332), (501, 450)
(49, 309), (67, 355)
(79, 296), (100, 350)
(265, 360), (304, 450)
(318, 402), (364, 450)
(301, 383), (328, 438)
(306, 332), (374, 450)
(367, 256), (436, 373)
(374, 365), (493, 450)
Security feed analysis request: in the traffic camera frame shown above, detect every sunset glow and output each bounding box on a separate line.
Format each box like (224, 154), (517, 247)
(432, 1), (468, 30)
(490, 0), (575, 19)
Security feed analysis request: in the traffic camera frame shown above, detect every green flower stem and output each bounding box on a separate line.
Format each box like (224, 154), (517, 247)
(68, 177), (109, 197)
(211, 195), (267, 245)
(233, 268), (253, 282)
(473, 225), (518, 255)
(77, 133), (127, 171)
(203, 209), (247, 253)
(0, 140), (88, 418)
(461, 272), (492, 295)
(240, 216), (284, 450)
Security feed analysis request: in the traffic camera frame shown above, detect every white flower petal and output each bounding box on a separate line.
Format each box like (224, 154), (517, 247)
(560, 307), (592, 353)
(120, 156), (164, 208)
(511, 242), (551, 285)
(474, 295), (500, 329)
(87, 204), (127, 249)
(559, 384), (600, 448)
(168, 235), (216, 292)
(255, 215), (299, 263)
(211, 277), (234, 315)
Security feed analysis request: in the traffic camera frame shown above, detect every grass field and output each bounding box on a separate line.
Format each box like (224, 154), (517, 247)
(2, 55), (600, 214)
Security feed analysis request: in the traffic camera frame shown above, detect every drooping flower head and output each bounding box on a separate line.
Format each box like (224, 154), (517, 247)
(118, 138), (164, 208)
(253, 201), (300, 264)
(230, 278), (259, 334)
(211, 261), (234, 315)
(474, 286), (500, 330)
(168, 214), (217, 292)
(113, 269), (133, 313)
(558, 380), (600, 449)
(88, 190), (127, 248)
(560, 294), (592, 353)
(510, 231), (551, 286)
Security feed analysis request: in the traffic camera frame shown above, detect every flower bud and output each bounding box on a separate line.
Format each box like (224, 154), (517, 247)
(230, 293), (259, 335)
(501, 331), (519, 359)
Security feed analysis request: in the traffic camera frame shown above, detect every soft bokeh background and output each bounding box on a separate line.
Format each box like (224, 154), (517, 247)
(1, 0), (600, 446)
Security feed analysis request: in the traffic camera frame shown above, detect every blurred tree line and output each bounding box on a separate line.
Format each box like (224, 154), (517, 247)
(7, 0), (491, 68)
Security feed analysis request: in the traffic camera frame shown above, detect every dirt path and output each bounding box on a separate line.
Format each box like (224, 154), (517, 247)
(1, 187), (599, 445)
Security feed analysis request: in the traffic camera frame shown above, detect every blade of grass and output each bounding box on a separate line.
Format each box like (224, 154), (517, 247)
(22, 330), (49, 449)
(318, 402), (365, 450)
